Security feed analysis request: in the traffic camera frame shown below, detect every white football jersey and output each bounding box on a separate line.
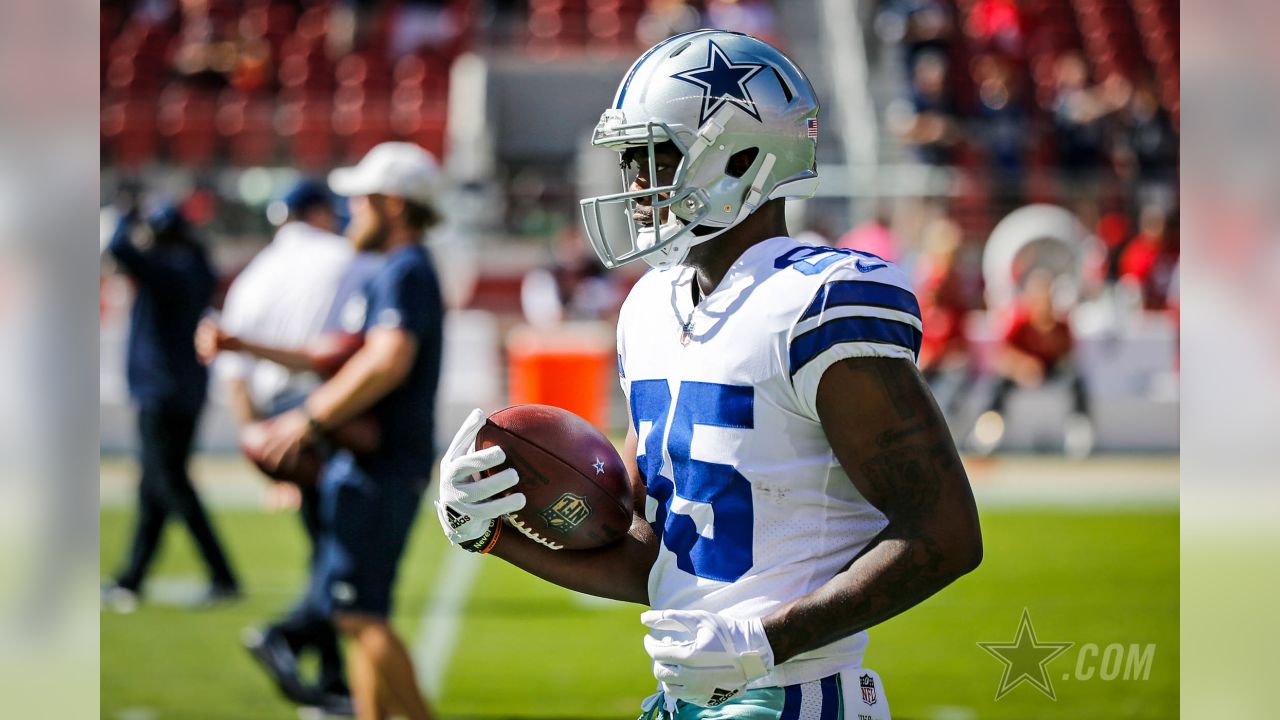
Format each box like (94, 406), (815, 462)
(617, 236), (922, 689)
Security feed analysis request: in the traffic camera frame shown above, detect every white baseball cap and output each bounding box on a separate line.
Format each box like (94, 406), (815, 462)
(328, 142), (441, 207)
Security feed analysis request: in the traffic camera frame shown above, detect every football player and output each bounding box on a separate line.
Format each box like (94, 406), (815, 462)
(437, 30), (982, 719)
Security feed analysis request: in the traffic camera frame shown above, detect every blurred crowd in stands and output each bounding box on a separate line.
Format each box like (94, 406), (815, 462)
(880, 0), (1176, 194)
(865, 1), (1179, 447)
(101, 1), (780, 168)
(102, 0), (476, 168)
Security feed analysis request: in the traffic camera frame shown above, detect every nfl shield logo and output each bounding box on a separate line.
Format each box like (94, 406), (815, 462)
(859, 674), (877, 706)
(539, 493), (592, 533)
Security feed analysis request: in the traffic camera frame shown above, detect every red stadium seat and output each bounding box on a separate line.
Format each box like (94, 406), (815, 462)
(102, 98), (159, 168)
(528, 7), (563, 42)
(295, 5), (330, 44)
(334, 92), (394, 163)
(101, 5), (125, 86)
(217, 91), (277, 166)
(240, 4), (270, 42)
(106, 36), (170, 99)
(263, 2), (300, 57)
(394, 54), (429, 87)
(99, 0), (464, 171)
(587, 2), (625, 52)
(556, 1), (590, 46)
(336, 54), (369, 91)
(278, 41), (335, 94)
(395, 53), (451, 104)
(391, 92), (449, 157)
(277, 96), (335, 170)
(104, 55), (140, 96)
(158, 88), (220, 166)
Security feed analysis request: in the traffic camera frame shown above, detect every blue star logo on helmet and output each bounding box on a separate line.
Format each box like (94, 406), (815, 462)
(671, 40), (768, 126)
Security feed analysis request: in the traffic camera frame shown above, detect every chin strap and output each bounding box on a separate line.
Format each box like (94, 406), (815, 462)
(686, 108), (732, 164)
(738, 152), (777, 219)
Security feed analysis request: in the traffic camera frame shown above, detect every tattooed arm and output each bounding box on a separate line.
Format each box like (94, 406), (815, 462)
(761, 357), (982, 664)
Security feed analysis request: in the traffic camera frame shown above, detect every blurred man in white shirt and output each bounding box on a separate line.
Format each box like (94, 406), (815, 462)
(215, 180), (353, 421)
(200, 179), (357, 714)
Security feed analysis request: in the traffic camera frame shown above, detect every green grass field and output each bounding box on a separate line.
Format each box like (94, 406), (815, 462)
(101, 502), (1177, 720)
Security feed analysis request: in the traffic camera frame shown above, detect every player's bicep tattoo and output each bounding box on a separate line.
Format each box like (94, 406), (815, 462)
(857, 444), (951, 526)
(872, 358), (920, 422)
(820, 357), (962, 520)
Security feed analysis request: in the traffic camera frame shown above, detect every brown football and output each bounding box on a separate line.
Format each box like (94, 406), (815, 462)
(239, 412), (380, 486)
(306, 332), (365, 377)
(476, 404), (633, 550)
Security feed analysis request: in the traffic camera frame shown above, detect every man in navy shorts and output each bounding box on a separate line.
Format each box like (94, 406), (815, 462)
(256, 142), (445, 720)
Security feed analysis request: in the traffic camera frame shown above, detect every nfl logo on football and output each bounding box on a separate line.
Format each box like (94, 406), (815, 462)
(860, 674), (877, 706)
(539, 493), (592, 533)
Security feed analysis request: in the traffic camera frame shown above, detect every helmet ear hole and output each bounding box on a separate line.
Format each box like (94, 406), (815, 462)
(725, 147), (759, 178)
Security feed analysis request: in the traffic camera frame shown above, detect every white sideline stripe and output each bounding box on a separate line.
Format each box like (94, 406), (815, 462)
(414, 548), (482, 700)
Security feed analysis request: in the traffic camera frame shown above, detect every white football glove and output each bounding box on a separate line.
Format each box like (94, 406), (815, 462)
(641, 609), (775, 708)
(434, 408), (526, 553)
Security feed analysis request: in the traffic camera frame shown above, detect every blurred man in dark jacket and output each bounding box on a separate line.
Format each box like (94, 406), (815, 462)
(103, 202), (240, 611)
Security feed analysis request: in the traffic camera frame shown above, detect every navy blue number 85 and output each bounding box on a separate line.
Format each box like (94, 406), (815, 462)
(629, 380), (754, 583)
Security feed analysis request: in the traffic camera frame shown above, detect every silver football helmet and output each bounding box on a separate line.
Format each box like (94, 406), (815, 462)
(580, 30), (820, 269)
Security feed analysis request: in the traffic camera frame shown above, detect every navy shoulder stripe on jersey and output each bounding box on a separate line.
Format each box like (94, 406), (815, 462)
(799, 280), (921, 323)
(789, 316), (922, 375)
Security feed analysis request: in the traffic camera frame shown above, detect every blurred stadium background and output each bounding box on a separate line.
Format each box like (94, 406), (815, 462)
(99, 1), (1179, 718)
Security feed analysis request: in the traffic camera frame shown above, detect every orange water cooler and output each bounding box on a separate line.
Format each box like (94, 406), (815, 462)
(506, 323), (615, 429)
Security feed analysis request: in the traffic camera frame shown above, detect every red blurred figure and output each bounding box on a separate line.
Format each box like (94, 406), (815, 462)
(1119, 204), (1178, 309)
(1000, 280), (1074, 383)
(966, 0), (1024, 59)
(971, 269), (1093, 457)
(915, 218), (977, 419)
(1096, 208), (1132, 284)
(916, 218), (969, 376)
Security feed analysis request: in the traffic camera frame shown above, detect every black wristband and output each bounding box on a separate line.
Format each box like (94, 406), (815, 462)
(460, 520), (500, 554)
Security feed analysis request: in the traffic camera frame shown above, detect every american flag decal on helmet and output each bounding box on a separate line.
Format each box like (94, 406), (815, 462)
(807, 117), (818, 138)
